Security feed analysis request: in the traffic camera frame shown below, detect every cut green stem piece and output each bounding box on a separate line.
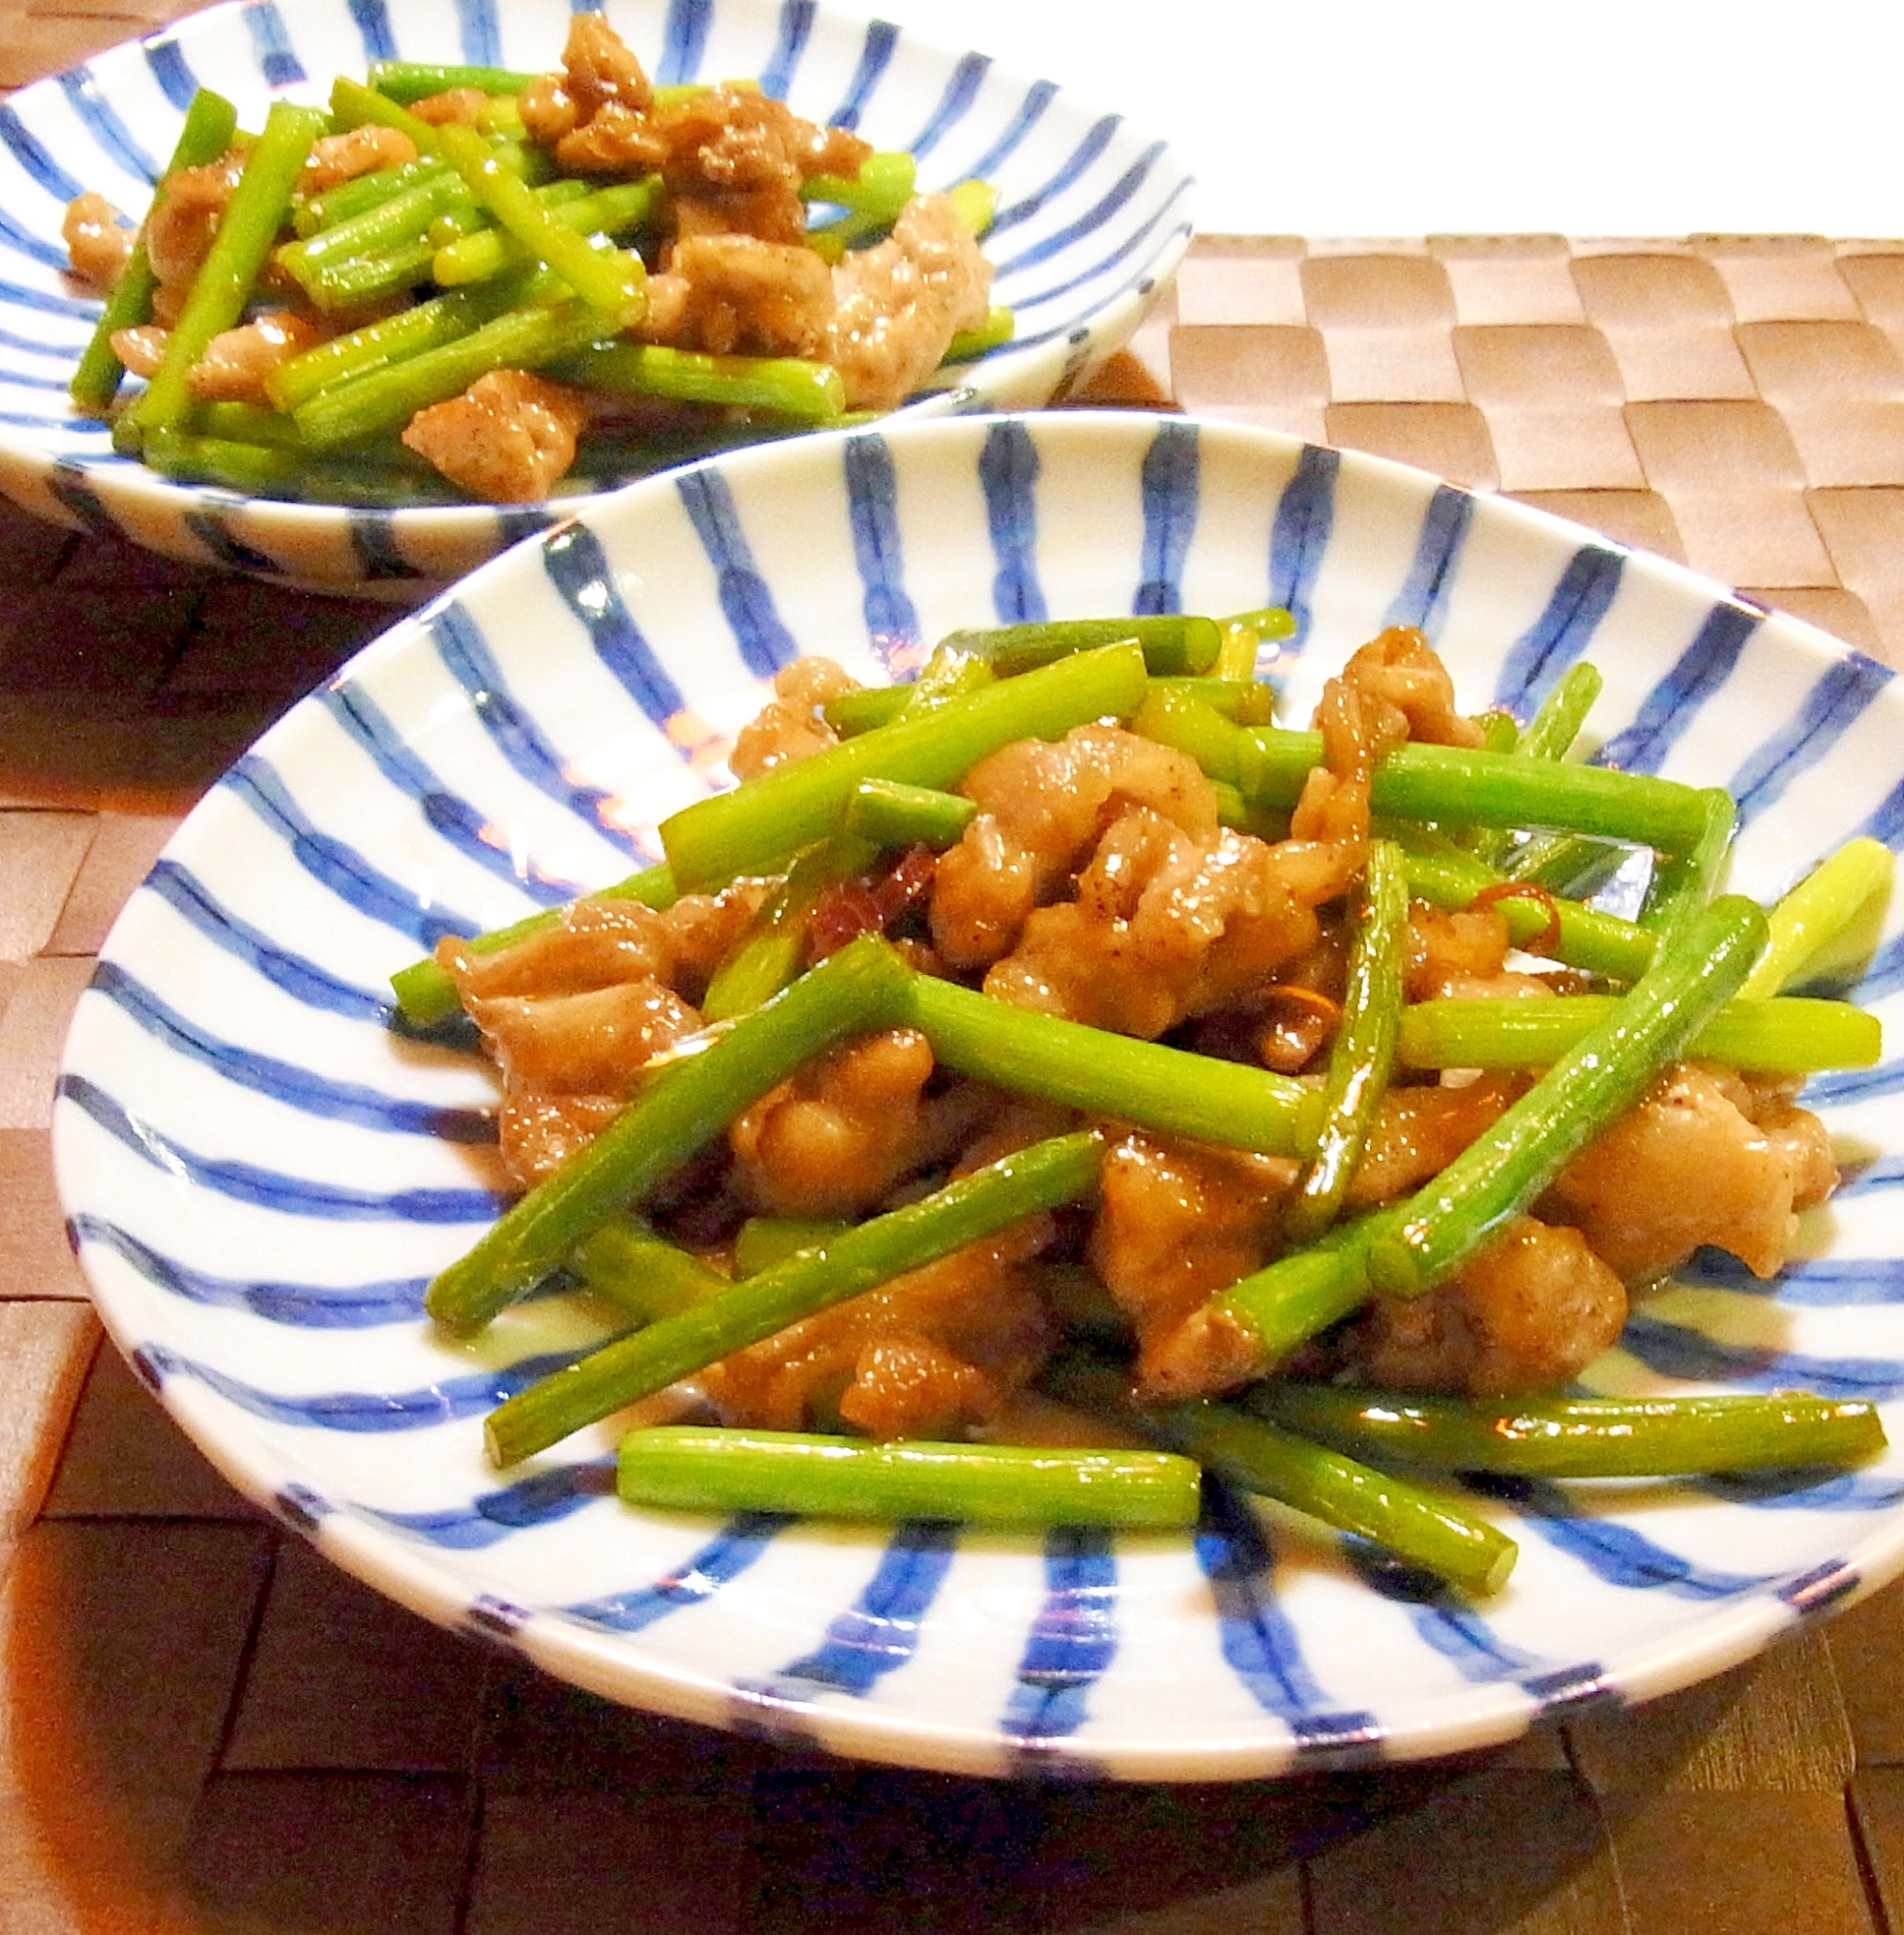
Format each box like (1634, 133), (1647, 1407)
(1638, 787), (1735, 943)
(293, 296), (608, 450)
(266, 286), (506, 413)
(484, 1127), (1104, 1463)
(1740, 836), (1898, 997)
(616, 1426), (1201, 1529)
(935, 616), (1222, 678)
(1467, 663), (1603, 866)
(1391, 831), (1656, 982)
(1248, 1384), (1887, 1478)
(330, 75), (445, 154)
(1237, 729), (1714, 851)
(1130, 685), (1246, 783)
(1146, 677), (1279, 727)
(279, 168), (467, 285)
(388, 862), (677, 1027)
(571, 1217), (729, 1325)
(943, 306), (1014, 363)
(294, 154), (452, 236)
(369, 60), (536, 102)
(946, 178), (997, 235)
(802, 149), (916, 216)
(556, 340), (845, 420)
(699, 835), (878, 1022)
(71, 87), (238, 415)
(428, 933), (913, 1335)
(904, 973), (1321, 1157)
(659, 640), (1149, 892)
(1046, 1357), (1515, 1596)
(1210, 894), (1770, 1374)
(122, 101), (329, 446)
(434, 176), (660, 286)
(1285, 839), (1407, 1243)
(843, 778), (976, 848)
(433, 121), (646, 324)
(1398, 993), (1880, 1074)
(731, 1217), (850, 1278)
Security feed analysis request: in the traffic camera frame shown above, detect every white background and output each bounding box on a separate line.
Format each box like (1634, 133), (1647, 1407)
(862, 0), (1903, 239)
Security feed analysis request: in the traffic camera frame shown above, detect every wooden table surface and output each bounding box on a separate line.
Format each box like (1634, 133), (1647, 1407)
(9, 4), (1904, 1930)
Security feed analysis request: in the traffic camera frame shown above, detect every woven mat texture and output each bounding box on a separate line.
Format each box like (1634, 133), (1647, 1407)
(6, 3), (1904, 1928)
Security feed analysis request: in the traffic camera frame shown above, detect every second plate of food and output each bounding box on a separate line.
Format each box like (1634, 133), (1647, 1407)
(54, 409), (1904, 1780)
(0, 0), (1189, 594)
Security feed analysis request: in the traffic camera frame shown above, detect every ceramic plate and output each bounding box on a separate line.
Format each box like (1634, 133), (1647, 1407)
(0, 0), (1190, 597)
(52, 410), (1904, 1780)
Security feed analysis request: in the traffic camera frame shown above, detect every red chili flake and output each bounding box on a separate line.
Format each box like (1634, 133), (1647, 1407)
(807, 845), (939, 961)
(1470, 880), (1563, 959)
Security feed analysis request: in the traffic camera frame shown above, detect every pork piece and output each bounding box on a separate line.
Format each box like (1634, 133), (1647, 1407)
(1090, 1130), (1296, 1391)
(1540, 1060), (1838, 1282)
(62, 191), (132, 290)
(729, 655), (858, 779)
(729, 1027), (995, 1218)
(638, 231), (835, 358)
(109, 324), (168, 379)
(1344, 1214), (1628, 1397)
(301, 125), (417, 192)
(822, 193), (993, 410)
(144, 147), (248, 304)
(985, 809), (1347, 1038)
(408, 88), (491, 128)
(521, 10), (654, 146)
(1343, 1076), (1525, 1208)
(401, 369), (592, 501)
(1407, 902), (1558, 1002)
(932, 724), (1219, 969)
(187, 309), (332, 402)
(698, 1223), (1058, 1438)
(435, 887), (762, 1008)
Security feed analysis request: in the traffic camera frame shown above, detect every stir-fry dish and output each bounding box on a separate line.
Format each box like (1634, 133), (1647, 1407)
(62, 16), (1000, 502)
(394, 615), (1893, 1595)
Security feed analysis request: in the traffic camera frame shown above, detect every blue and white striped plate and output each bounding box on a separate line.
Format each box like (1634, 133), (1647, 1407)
(53, 410), (1904, 1779)
(0, 0), (1190, 598)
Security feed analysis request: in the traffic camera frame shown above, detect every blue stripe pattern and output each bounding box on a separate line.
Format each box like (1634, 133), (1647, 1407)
(426, 599), (646, 859)
(1134, 419), (1198, 615)
(372, 1458), (615, 1546)
(908, 53), (991, 162)
(144, 38), (198, 111)
(657, 0), (713, 84)
(826, 18), (897, 132)
(979, 419), (1044, 621)
(1597, 601), (1761, 775)
(674, 467), (799, 677)
(1493, 543), (1624, 714)
(758, 0), (816, 98)
(345, 0), (397, 64)
(71, 1214), (428, 1328)
(242, 0), (307, 88)
(1001, 1526), (1116, 1749)
(1384, 486), (1473, 639)
(56, 69), (158, 186)
(565, 1513), (794, 1631)
(844, 431), (918, 662)
(541, 522), (689, 728)
(454, 0), (501, 68)
(1727, 653), (1893, 824)
(0, 105), (88, 202)
(1267, 444), (1338, 651)
(223, 756), (482, 949)
(87, 960), (492, 1141)
(60, 1073), (507, 1223)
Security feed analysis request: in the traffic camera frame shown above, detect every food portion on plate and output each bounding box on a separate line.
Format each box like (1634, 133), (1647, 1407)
(396, 610), (1890, 1600)
(63, 15), (1001, 504)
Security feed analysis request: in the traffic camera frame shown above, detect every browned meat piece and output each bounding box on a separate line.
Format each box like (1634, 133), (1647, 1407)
(729, 655), (858, 779)
(1344, 1076), (1526, 1208)
(729, 1027), (995, 1218)
(408, 88), (491, 128)
(639, 231), (836, 358)
(145, 148), (247, 293)
(401, 369), (591, 501)
(984, 811), (1341, 1038)
(1090, 1130), (1296, 1391)
(823, 194), (992, 409)
(932, 724), (1219, 969)
(466, 979), (702, 1095)
(302, 125), (417, 192)
(497, 1092), (625, 1186)
(698, 1224), (1057, 1438)
(186, 309), (332, 402)
(556, 12), (655, 121)
(1345, 1214), (1628, 1396)
(1540, 1060), (1838, 1281)
(108, 323), (168, 379)
(62, 191), (131, 290)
